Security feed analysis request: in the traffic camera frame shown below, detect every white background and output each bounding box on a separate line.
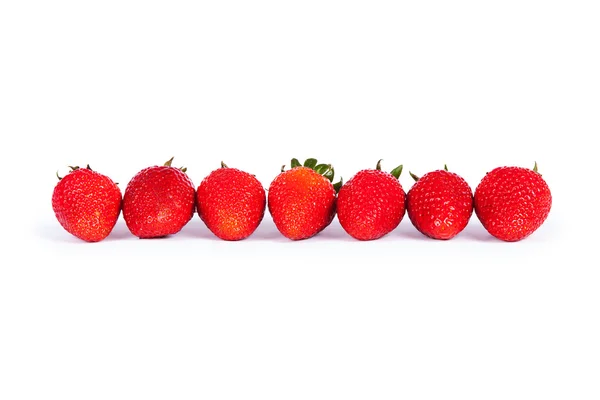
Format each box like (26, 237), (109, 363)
(1, 1), (599, 399)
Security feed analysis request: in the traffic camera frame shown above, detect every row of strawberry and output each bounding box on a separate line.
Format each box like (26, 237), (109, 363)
(52, 157), (552, 243)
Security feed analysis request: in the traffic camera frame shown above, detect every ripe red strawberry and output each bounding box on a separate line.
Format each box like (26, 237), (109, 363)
(52, 165), (122, 242)
(474, 163), (552, 242)
(123, 157), (195, 238)
(196, 162), (266, 241)
(337, 160), (405, 240)
(268, 158), (340, 240)
(406, 165), (473, 240)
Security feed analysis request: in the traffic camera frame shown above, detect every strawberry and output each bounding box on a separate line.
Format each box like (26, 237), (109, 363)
(123, 157), (195, 238)
(268, 158), (340, 240)
(196, 162), (266, 240)
(336, 160), (405, 240)
(406, 165), (473, 240)
(52, 165), (122, 242)
(474, 163), (552, 242)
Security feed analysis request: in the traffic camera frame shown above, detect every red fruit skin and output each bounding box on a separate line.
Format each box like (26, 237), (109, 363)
(337, 169), (406, 241)
(406, 170), (473, 240)
(474, 166), (552, 242)
(196, 167), (266, 241)
(123, 166), (195, 238)
(52, 168), (122, 242)
(268, 167), (336, 240)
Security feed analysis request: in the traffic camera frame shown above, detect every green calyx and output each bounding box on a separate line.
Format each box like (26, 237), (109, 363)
(164, 157), (187, 173)
(533, 161), (538, 173)
(283, 158), (343, 193)
(410, 164), (448, 182)
(375, 159), (403, 179)
(303, 158), (317, 169)
(390, 165), (403, 180)
(333, 177), (344, 192)
(56, 165), (91, 180)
